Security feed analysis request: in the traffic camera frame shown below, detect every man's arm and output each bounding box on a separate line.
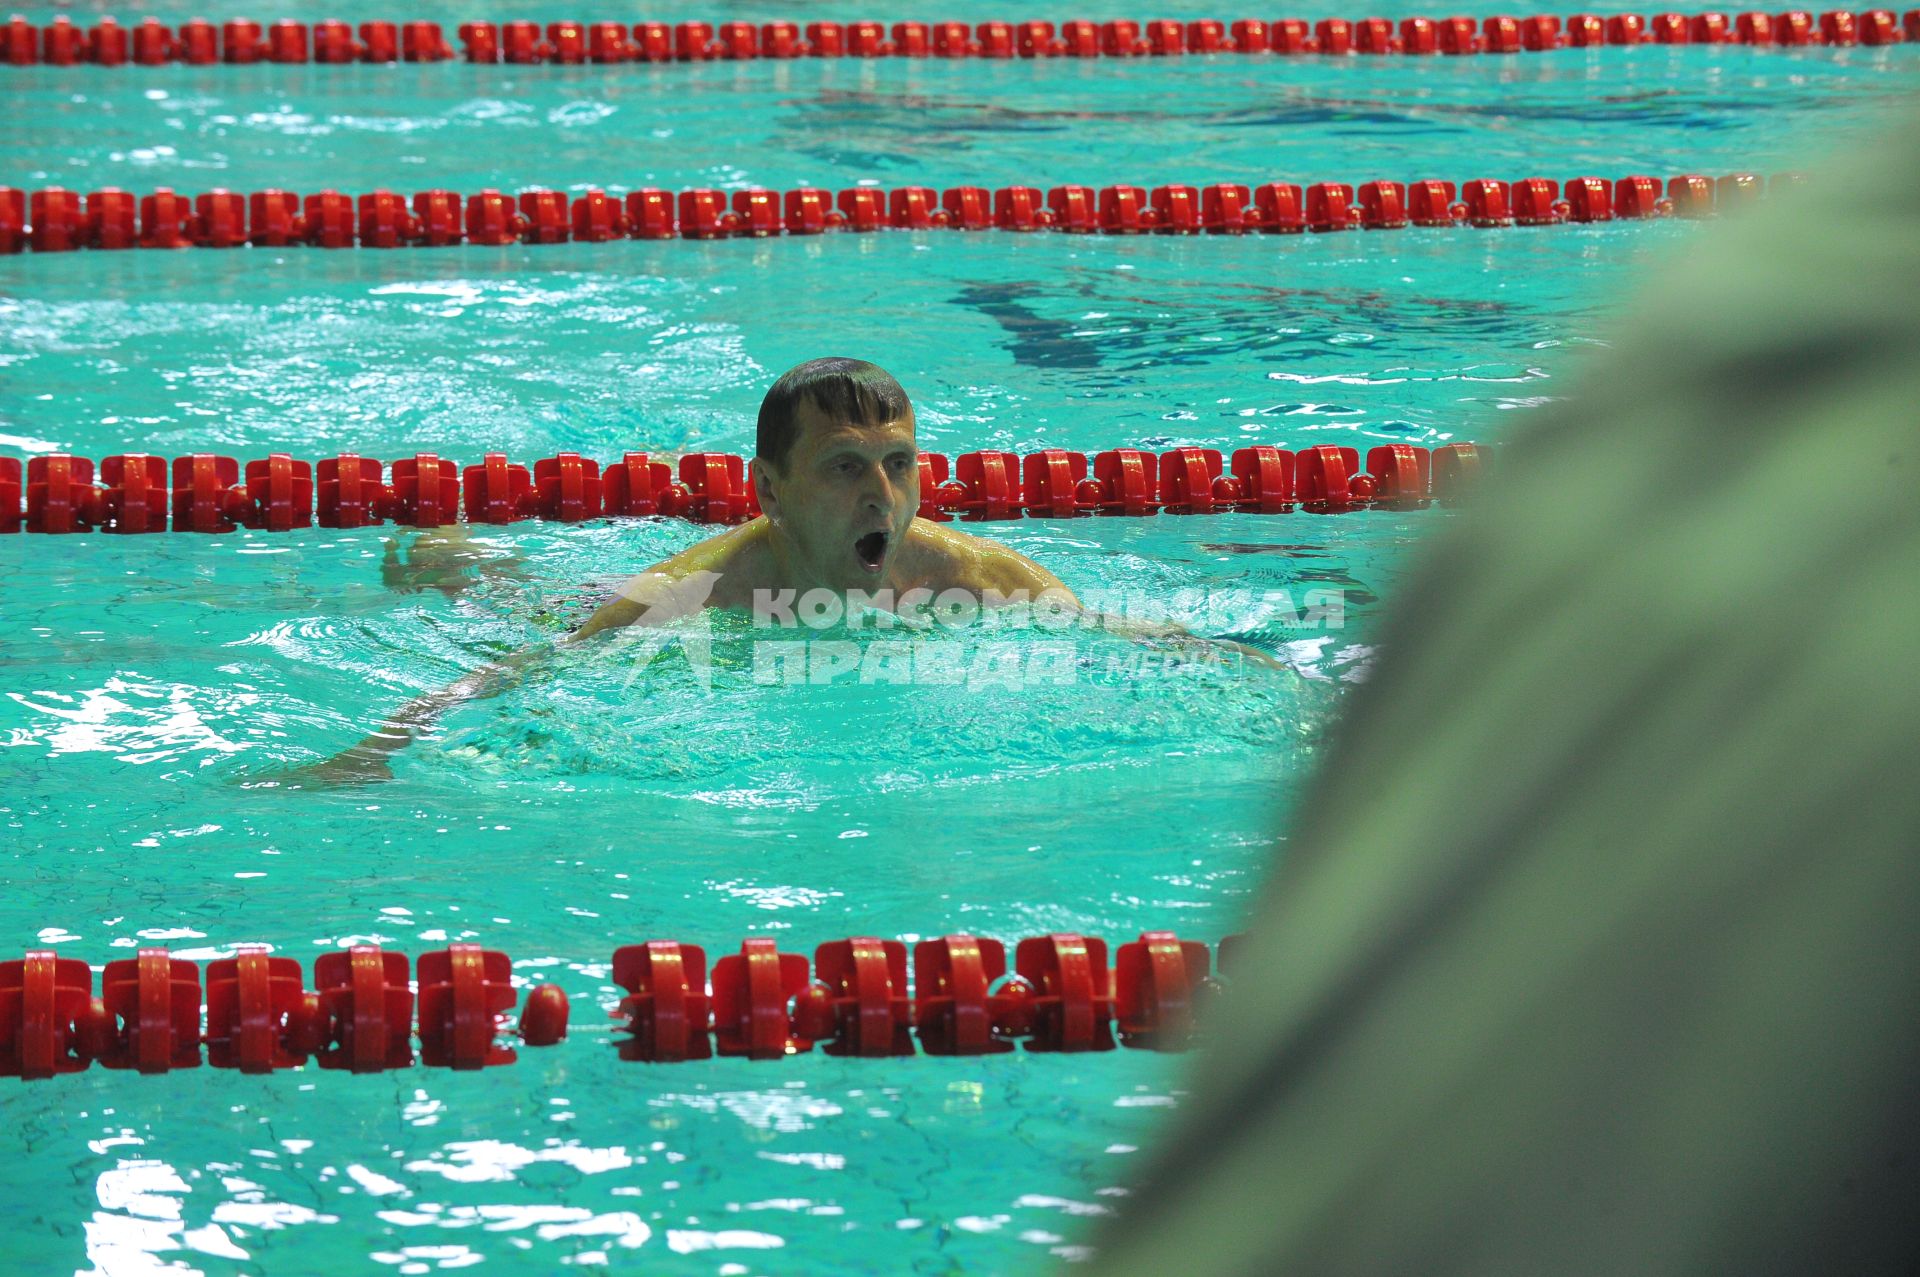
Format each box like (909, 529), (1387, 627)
(966, 534), (1279, 667)
(963, 533), (1081, 605)
(270, 562), (718, 788)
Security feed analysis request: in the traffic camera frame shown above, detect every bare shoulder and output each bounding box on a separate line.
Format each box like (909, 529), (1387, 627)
(569, 520), (768, 641)
(903, 519), (1078, 600)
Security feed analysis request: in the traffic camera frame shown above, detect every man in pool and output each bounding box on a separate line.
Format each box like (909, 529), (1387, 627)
(287, 357), (1090, 786)
(569, 356), (1079, 639)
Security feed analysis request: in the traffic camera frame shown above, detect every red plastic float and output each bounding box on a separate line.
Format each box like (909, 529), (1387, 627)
(0, 171), (1746, 254)
(1432, 442), (1485, 502)
(1087, 449), (1161, 516)
(944, 451), (1020, 520)
(603, 451), (675, 517)
(1114, 931), (1213, 1049)
(1463, 179), (1516, 227)
(463, 453), (533, 524)
(1015, 934), (1115, 1052)
(313, 946), (414, 1072)
(99, 948), (203, 1073)
(205, 947), (311, 1072)
(535, 453), (604, 522)
(913, 935), (1014, 1055)
(674, 453), (754, 523)
(710, 938), (813, 1059)
(1160, 447), (1227, 514)
(915, 454), (954, 522)
(804, 938), (915, 1056)
(0, 442), (1491, 532)
(1300, 183), (1351, 232)
(99, 454), (170, 533)
(0, 952), (99, 1078)
(1366, 444), (1435, 508)
(1256, 182), (1308, 232)
(1022, 449), (1090, 518)
(1564, 176), (1614, 222)
(1297, 445), (1363, 512)
(519, 985), (570, 1046)
(417, 944), (518, 1069)
(1359, 180), (1410, 229)
(6, 931), (1273, 1081)
(613, 940), (712, 1061)
(1228, 446), (1297, 512)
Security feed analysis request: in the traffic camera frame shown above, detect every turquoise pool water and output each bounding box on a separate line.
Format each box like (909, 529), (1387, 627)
(4, 9), (1916, 1273)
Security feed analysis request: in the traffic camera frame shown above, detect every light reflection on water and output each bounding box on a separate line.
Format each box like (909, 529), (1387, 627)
(46, 1064), (1183, 1273)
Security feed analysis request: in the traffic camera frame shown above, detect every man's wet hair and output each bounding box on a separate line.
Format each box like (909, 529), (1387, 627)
(756, 358), (912, 473)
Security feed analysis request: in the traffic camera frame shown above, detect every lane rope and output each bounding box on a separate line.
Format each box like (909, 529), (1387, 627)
(2, 932), (1243, 1077)
(2, 10), (1912, 68)
(1, 173), (1779, 255)
(0, 443), (1485, 533)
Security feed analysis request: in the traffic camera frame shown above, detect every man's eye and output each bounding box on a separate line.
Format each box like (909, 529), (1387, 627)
(887, 456), (913, 473)
(834, 460), (860, 475)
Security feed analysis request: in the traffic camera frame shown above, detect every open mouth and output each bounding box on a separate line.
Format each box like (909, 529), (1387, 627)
(854, 531), (888, 572)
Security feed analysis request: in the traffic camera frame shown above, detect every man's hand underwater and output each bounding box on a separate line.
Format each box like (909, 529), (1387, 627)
(253, 743), (396, 791)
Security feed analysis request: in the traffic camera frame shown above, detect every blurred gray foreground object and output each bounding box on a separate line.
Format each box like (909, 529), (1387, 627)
(1085, 103), (1920, 1277)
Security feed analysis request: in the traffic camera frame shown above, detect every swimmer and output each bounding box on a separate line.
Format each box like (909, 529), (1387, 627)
(280, 357), (1127, 788)
(564, 358), (1079, 639)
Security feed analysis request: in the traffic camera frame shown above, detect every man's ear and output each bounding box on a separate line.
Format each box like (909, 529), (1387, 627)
(749, 457), (780, 524)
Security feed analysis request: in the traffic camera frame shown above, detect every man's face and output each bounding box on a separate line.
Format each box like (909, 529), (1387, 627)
(755, 399), (920, 592)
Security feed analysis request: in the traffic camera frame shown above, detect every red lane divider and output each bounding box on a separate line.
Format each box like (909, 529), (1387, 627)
(1, 943), (562, 1078)
(1, 930), (1241, 1079)
(0, 443), (1485, 534)
(0, 174), (1790, 254)
(2, 11), (1911, 66)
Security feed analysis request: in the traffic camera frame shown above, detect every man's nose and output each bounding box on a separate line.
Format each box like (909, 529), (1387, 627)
(862, 465), (899, 512)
